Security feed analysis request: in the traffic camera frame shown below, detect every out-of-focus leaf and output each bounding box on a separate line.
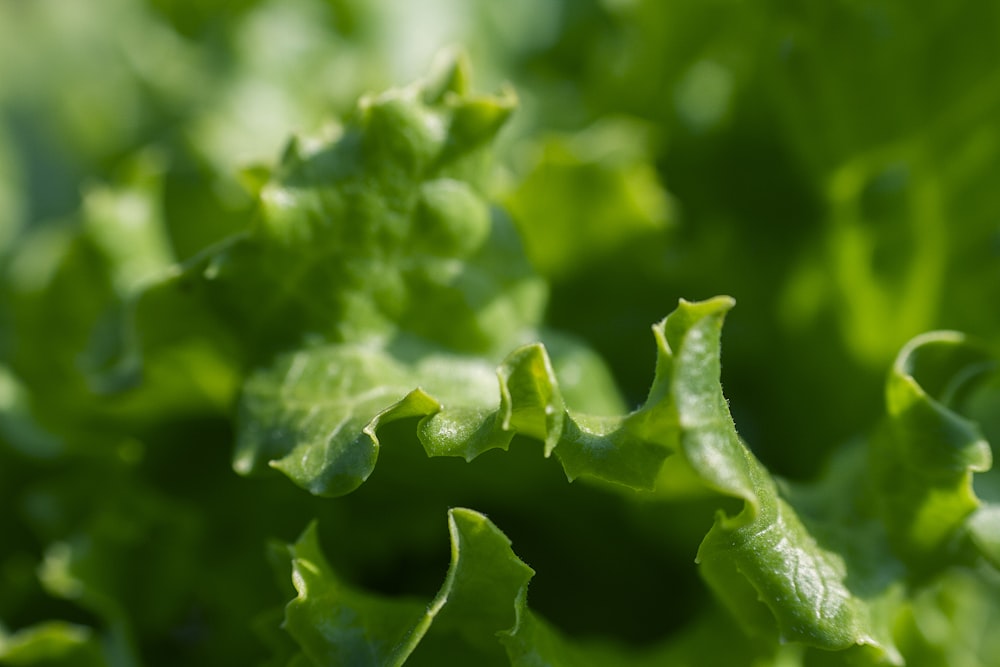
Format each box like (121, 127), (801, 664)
(0, 366), (62, 459)
(78, 152), (175, 296)
(0, 155), (238, 456)
(968, 507), (1000, 570)
(768, 0), (1000, 368)
(505, 117), (673, 280)
(0, 622), (108, 667)
(893, 566), (1000, 667)
(30, 473), (201, 659)
(0, 126), (25, 254)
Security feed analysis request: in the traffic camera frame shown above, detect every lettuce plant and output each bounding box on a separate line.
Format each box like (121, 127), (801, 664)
(2, 27), (1000, 667)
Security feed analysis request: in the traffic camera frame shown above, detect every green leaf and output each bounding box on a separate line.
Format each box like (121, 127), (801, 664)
(644, 299), (900, 660)
(893, 566), (1000, 666)
(0, 154), (238, 454)
(0, 622), (108, 667)
(223, 54), (674, 497)
(873, 331), (995, 569)
(281, 506), (808, 667)
(505, 117), (673, 280)
(0, 365), (62, 459)
(284, 509), (533, 666)
(106, 49), (535, 371)
(256, 291), (914, 660)
(968, 506), (1000, 568)
(9, 17), (1000, 666)
(235, 330), (654, 496)
(238, 298), (748, 499)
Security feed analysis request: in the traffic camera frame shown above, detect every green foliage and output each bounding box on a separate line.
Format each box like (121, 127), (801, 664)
(2, 2), (1000, 666)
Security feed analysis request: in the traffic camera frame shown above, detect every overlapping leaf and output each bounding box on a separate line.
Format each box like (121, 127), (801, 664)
(170, 57), (1000, 664)
(272, 305), (1000, 665)
(3, 22), (999, 666)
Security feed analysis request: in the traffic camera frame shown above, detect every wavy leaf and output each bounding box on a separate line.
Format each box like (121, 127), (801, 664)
(94, 49), (540, 391)
(284, 509), (533, 667)
(259, 294), (922, 662)
(24, 47), (995, 667)
(235, 330), (665, 497)
(659, 301), (900, 660)
(236, 298), (750, 497)
(873, 331), (996, 569)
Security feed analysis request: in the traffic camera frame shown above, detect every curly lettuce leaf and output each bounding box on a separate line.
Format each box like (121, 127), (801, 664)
(284, 508), (694, 667)
(279, 506), (832, 667)
(24, 47), (992, 667)
(97, 50), (536, 379)
(653, 301), (899, 659)
(235, 329), (659, 496)
(205, 55), (1000, 653)
(262, 296), (903, 662)
(284, 509), (533, 666)
(268, 295), (1000, 664)
(872, 331), (995, 570)
(699, 329), (1000, 662)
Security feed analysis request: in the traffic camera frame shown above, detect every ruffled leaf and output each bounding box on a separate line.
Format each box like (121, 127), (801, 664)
(236, 298), (746, 498)
(284, 509), (533, 666)
(259, 294), (916, 662)
(95, 50), (539, 389)
(24, 49), (994, 667)
(873, 331), (996, 569)
(654, 300), (901, 660)
(235, 331), (661, 497)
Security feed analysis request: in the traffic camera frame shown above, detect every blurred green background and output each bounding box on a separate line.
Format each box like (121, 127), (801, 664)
(2, 0), (1000, 663)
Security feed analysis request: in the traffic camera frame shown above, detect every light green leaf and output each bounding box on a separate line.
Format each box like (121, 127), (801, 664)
(259, 293), (912, 661)
(222, 54), (674, 497)
(0, 622), (108, 667)
(0, 154), (238, 455)
(893, 566), (1000, 667)
(504, 117), (673, 280)
(102, 49), (538, 373)
(969, 506), (1000, 568)
(235, 331), (656, 496)
(873, 331), (995, 569)
(648, 299), (900, 660)
(237, 298), (743, 499)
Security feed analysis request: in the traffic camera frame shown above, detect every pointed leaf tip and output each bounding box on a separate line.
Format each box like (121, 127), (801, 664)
(498, 343), (565, 456)
(423, 47), (472, 103)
